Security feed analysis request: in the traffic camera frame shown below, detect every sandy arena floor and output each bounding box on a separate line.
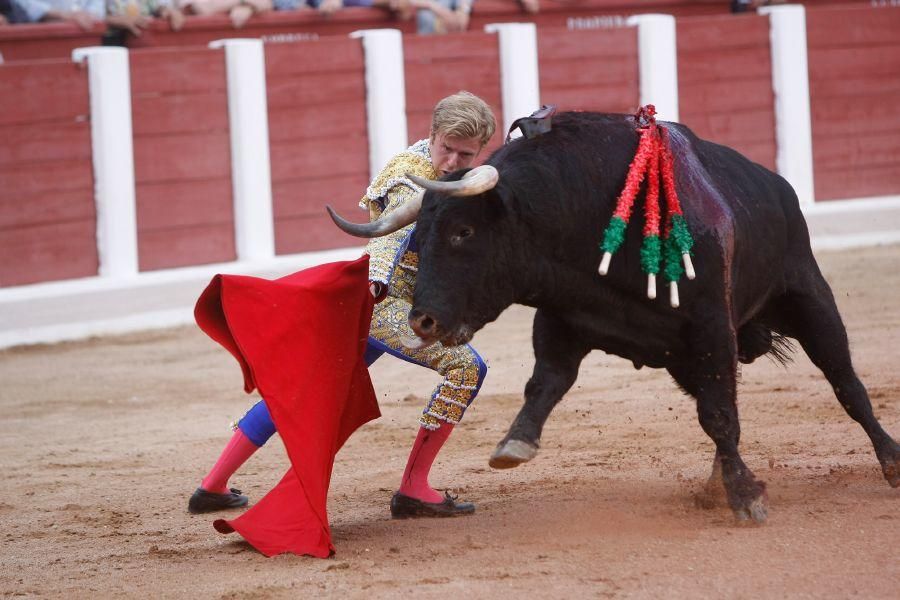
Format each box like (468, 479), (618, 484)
(1, 244), (898, 599)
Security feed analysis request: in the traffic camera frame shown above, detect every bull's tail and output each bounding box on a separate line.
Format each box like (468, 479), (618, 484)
(767, 332), (795, 367)
(737, 321), (795, 367)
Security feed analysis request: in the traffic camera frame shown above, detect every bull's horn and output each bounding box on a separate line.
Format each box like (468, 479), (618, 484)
(408, 165), (499, 197)
(326, 190), (423, 239)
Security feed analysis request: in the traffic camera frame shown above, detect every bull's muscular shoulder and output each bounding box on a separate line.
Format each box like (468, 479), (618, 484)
(362, 151), (436, 204)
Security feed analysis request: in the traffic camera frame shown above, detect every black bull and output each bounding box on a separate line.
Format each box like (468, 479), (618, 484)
(329, 111), (899, 523)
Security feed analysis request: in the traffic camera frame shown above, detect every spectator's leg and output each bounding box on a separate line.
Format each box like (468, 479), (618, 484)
(416, 3), (438, 34)
(416, 0), (455, 34)
(184, 0), (241, 15)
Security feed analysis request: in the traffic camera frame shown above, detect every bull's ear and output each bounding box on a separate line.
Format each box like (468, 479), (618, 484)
(484, 182), (511, 219)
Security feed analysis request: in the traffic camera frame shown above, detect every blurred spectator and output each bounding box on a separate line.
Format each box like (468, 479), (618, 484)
(183, 0), (415, 28)
(182, 0), (272, 28)
(5, 0), (105, 28)
(1, 0), (12, 24)
(731, 0), (783, 13)
(106, 0), (185, 36)
(517, 0), (537, 13)
(413, 0), (470, 34)
(274, 0), (412, 18)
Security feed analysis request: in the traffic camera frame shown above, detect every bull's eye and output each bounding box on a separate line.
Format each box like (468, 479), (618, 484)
(450, 226), (474, 246)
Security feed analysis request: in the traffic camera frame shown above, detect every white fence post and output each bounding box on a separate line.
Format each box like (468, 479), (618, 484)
(627, 14), (679, 122)
(350, 29), (408, 178)
(209, 38), (275, 261)
(485, 23), (541, 136)
(71, 46), (139, 279)
(761, 4), (816, 205)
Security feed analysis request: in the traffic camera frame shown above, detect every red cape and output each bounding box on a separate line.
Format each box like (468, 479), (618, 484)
(194, 257), (380, 557)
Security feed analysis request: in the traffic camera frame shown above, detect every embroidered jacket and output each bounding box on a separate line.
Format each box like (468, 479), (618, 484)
(360, 139), (436, 302)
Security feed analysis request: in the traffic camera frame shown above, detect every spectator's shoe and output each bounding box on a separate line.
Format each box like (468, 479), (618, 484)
(390, 491), (475, 519)
(188, 487), (249, 514)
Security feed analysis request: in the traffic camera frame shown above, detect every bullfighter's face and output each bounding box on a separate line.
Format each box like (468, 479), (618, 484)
(429, 131), (483, 177)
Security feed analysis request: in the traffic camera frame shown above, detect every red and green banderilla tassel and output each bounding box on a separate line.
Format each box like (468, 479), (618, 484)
(640, 132), (662, 299)
(598, 112), (658, 275)
(598, 105), (696, 308)
(658, 127), (695, 307)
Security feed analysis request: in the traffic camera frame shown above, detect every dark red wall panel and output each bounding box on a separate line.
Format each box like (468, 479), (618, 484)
(677, 14), (776, 171)
(404, 32), (504, 161)
(129, 47), (235, 271)
(126, 10), (416, 52)
(538, 26), (639, 115)
(807, 5), (900, 200)
(265, 38), (370, 255)
(0, 23), (105, 62)
(0, 1), (876, 63)
(0, 59), (97, 287)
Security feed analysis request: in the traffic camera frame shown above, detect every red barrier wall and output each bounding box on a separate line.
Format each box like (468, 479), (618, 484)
(0, 59), (97, 287)
(807, 4), (900, 201)
(0, 23), (105, 63)
(3, 4), (897, 290)
(126, 9), (415, 51)
(0, 0), (876, 63)
(265, 37), (371, 255)
(471, 0), (733, 31)
(677, 13), (776, 171)
(404, 32), (504, 160)
(129, 47), (236, 271)
(538, 25), (638, 114)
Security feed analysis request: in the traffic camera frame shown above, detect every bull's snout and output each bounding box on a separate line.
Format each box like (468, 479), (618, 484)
(409, 309), (439, 339)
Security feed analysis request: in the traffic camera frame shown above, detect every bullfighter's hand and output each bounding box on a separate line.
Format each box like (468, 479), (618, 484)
(369, 282), (388, 303)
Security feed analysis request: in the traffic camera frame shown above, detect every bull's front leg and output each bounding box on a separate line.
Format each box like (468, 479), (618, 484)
(490, 310), (590, 469)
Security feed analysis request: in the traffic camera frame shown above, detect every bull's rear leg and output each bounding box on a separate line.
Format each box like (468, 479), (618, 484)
(693, 451), (728, 509)
(772, 282), (900, 487)
(668, 314), (768, 523)
(490, 309), (590, 469)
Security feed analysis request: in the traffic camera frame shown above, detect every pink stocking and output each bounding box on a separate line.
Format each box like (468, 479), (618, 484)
(200, 429), (260, 494)
(398, 423), (454, 503)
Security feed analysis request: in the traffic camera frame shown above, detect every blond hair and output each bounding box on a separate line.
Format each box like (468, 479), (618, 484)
(430, 91), (497, 147)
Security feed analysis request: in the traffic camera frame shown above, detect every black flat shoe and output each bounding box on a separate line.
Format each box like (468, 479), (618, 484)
(390, 491), (475, 519)
(188, 487), (249, 514)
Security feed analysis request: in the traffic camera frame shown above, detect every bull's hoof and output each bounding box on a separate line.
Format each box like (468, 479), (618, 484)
(882, 461), (899, 488)
(489, 439), (538, 469)
(729, 480), (769, 525)
(876, 443), (900, 487)
(733, 495), (768, 524)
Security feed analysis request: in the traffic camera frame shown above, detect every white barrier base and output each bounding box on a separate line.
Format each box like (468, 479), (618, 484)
(0, 246), (363, 349)
(1, 196), (898, 350)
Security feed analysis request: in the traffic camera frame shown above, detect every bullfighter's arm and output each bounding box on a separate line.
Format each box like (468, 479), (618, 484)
(359, 149), (434, 287)
(364, 186), (418, 287)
